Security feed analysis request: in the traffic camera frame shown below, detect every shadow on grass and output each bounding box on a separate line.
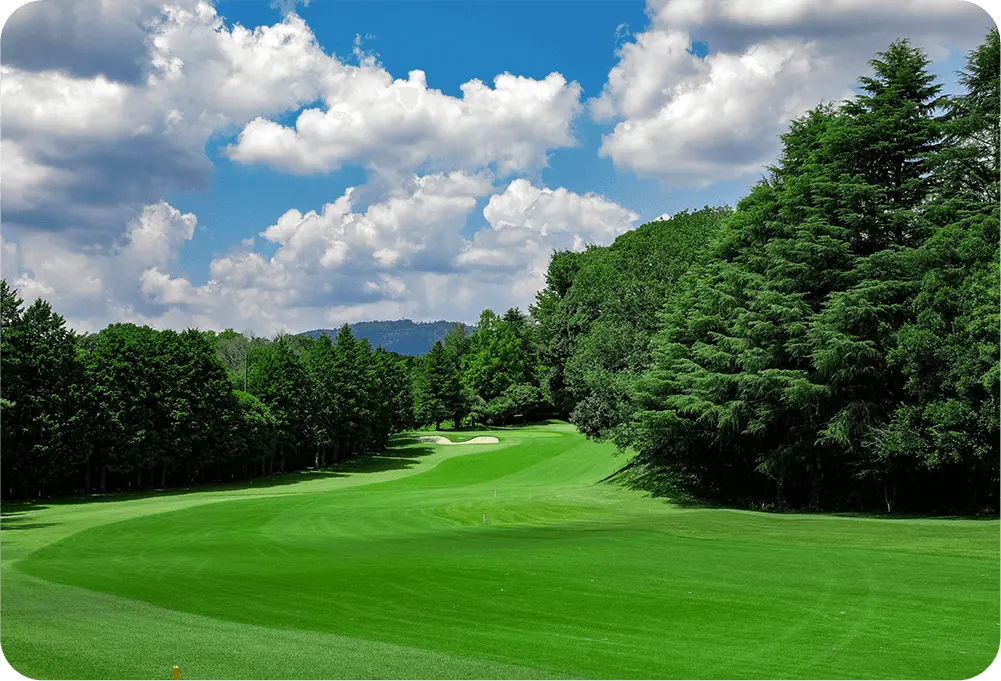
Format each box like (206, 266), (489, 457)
(0, 436), (437, 514)
(825, 510), (999, 521)
(611, 460), (998, 519)
(0, 505), (58, 530)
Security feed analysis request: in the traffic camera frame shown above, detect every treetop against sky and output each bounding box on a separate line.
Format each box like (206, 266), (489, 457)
(0, 0), (994, 335)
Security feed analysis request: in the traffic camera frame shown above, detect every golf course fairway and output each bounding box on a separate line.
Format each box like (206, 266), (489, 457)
(2, 423), (998, 679)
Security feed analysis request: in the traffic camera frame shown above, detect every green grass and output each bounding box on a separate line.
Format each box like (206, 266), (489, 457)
(2, 423), (998, 679)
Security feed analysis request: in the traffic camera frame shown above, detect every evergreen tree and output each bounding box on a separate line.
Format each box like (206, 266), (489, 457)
(442, 322), (471, 427)
(330, 324), (367, 458)
(807, 40), (972, 510)
(619, 188), (822, 499)
(249, 336), (311, 473)
(414, 341), (459, 430)
(811, 30), (1000, 512)
(0, 289), (90, 496)
(501, 307), (539, 385)
(532, 249), (592, 416)
(385, 353), (415, 433)
(0, 281), (25, 495)
(229, 390), (277, 478)
(462, 309), (524, 402)
(351, 337), (377, 453)
(557, 208), (729, 441)
(172, 329), (238, 485)
(303, 334), (339, 467)
(631, 41), (952, 508)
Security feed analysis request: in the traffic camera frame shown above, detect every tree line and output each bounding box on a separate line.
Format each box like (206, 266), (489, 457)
(0, 297), (412, 498)
(527, 33), (1000, 514)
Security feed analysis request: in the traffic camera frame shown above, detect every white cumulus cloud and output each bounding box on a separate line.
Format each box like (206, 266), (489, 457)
(1, 2), (334, 245)
(592, 0), (993, 186)
(226, 70), (583, 176)
(12, 176), (638, 334)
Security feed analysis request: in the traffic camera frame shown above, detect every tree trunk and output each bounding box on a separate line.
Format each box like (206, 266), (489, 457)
(137, 469), (142, 489)
(315, 450), (320, 469)
(186, 456), (193, 486)
(84, 453), (92, 494)
(100, 465), (107, 494)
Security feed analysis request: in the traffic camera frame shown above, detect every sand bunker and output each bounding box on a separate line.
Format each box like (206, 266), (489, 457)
(415, 435), (500, 445)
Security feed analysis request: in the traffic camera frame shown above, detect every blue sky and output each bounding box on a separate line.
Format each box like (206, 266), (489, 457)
(169, 0), (746, 284)
(1, 0), (994, 334)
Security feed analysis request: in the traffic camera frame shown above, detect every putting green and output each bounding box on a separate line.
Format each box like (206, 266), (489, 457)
(2, 423), (998, 679)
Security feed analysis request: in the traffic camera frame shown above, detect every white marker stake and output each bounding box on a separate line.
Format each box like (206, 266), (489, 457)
(483, 514), (487, 526)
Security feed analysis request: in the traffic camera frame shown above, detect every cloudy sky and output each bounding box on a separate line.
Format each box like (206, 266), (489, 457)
(0, 0), (994, 335)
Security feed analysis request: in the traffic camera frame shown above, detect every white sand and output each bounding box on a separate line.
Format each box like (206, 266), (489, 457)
(415, 435), (500, 445)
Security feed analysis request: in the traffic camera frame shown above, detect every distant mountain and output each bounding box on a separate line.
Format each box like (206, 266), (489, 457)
(301, 319), (475, 356)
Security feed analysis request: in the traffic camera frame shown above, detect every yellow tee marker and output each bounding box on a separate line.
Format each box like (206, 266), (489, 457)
(172, 665), (180, 680)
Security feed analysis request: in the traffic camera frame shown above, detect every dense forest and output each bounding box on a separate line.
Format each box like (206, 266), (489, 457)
(529, 34), (1000, 514)
(2, 32), (997, 513)
(0, 308), (413, 497)
(302, 320), (475, 356)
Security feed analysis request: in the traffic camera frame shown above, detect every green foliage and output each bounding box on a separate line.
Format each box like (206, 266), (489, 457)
(1, 287), (91, 495)
(623, 36), (1000, 512)
(845, 32), (1001, 511)
(531, 249), (589, 415)
(442, 322), (471, 426)
(249, 335), (312, 468)
(230, 390), (277, 466)
(462, 309), (525, 401)
(0, 291), (415, 498)
(413, 341), (460, 430)
(531, 207), (731, 439)
(476, 383), (546, 426)
(303, 333), (340, 460)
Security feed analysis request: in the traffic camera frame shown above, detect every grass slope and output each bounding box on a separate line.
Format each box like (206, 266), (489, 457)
(2, 423), (998, 679)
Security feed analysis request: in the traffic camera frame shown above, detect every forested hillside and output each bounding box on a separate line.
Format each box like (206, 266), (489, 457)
(1, 32), (997, 513)
(302, 320), (474, 356)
